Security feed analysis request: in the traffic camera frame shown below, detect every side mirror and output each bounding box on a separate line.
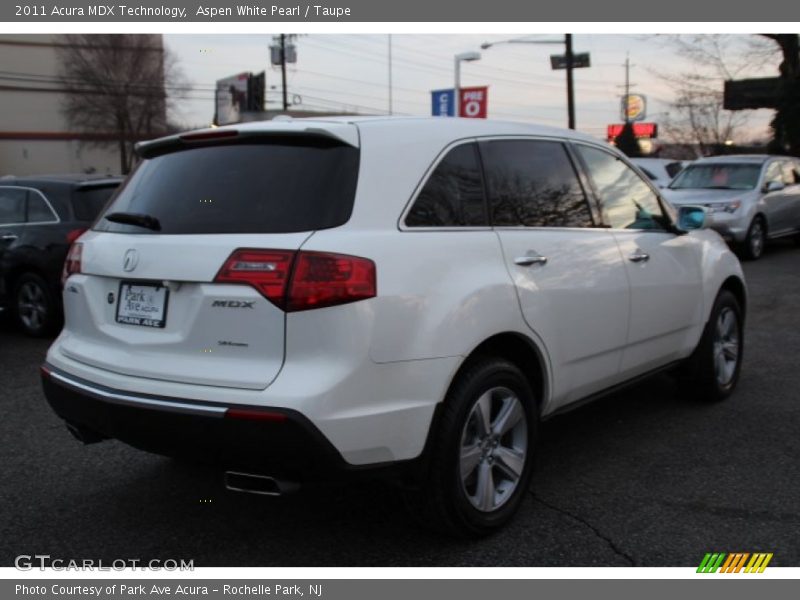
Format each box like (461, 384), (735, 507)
(678, 205), (708, 231)
(764, 180), (785, 193)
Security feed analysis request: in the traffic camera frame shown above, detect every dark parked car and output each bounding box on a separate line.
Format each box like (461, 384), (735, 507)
(0, 174), (122, 336)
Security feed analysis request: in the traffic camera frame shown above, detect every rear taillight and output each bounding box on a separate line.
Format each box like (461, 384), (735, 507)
(66, 228), (86, 245)
(61, 242), (83, 287)
(214, 249), (294, 308)
(214, 249), (376, 312)
(287, 251), (376, 312)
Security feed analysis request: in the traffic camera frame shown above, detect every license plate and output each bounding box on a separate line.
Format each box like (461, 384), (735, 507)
(115, 282), (169, 328)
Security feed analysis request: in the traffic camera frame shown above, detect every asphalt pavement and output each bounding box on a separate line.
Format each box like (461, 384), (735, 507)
(1, 241), (799, 567)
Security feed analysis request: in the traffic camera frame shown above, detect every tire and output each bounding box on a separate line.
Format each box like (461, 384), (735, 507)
(407, 357), (538, 538)
(680, 289), (744, 402)
(739, 216), (766, 260)
(13, 272), (58, 337)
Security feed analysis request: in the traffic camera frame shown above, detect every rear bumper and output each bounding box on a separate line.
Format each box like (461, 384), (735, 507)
(41, 363), (407, 481)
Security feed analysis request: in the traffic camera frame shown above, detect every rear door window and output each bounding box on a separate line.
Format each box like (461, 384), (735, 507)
(27, 193), (58, 223)
(94, 138), (360, 234)
(405, 143), (487, 227)
(0, 188), (26, 225)
(481, 139), (594, 228)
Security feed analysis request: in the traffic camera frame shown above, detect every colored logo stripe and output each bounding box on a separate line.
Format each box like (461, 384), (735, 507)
(697, 553), (773, 573)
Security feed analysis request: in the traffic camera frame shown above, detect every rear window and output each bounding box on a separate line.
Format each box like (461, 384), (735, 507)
(93, 138), (360, 234)
(72, 185), (119, 221)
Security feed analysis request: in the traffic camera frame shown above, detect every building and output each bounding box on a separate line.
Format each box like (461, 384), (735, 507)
(0, 34), (166, 177)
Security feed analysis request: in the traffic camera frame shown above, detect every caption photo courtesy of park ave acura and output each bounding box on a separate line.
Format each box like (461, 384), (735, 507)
(41, 116), (747, 537)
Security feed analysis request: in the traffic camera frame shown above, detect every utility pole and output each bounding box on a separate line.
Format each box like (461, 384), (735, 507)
(280, 33), (288, 111)
(624, 54), (631, 123)
(565, 33), (575, 130)
(388, 34), (393, 115)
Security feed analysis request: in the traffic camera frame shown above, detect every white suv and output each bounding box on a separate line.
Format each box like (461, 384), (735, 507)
(42, 117), (746, 536)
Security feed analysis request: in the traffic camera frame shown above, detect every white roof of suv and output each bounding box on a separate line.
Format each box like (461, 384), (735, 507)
(138, 116), (605, 154)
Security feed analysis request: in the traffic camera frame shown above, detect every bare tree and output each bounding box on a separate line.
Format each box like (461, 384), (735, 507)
(653, 35), (777, 155)
(57, 34), (187, 174)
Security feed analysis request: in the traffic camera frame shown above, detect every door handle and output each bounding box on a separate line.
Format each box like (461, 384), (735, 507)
(628, 250), (650, 263)
(1, 234), (17, 242)
(515, 253), (548, 267)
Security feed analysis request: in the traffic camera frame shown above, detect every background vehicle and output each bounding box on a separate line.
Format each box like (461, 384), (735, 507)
(42, 118), (746, 536)
(631, 157), (687, 188)
(0, 174), (121, 336)
(663, 155), (800, 260)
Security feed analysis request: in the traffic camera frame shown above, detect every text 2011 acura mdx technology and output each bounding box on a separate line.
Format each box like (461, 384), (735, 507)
(42, 117), (747, 536)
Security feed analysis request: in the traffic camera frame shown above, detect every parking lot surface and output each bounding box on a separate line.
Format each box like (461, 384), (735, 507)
(1, 242), (799, 567)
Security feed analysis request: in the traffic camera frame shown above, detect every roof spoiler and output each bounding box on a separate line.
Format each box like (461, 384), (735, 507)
(135, 124), (359, 158)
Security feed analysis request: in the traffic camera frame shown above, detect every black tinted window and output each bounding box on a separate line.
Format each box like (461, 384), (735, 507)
(0, 188), (26, 225)
(94, 139), (359, 234)
(72, 185), (119, 221)
(576, 145), (665, 230)
(405, 143), (487, 227)
(27, 193), (57, 222)
(482, 140), (593, 228)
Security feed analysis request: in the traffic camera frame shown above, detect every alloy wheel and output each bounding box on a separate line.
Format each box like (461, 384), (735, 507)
(459, 386), (528, 512)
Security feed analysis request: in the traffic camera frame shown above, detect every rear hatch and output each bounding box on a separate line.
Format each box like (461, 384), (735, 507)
(59, 126), (360, 390)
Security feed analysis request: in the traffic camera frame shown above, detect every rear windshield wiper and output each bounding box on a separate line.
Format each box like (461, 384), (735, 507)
(104, 211), (161, 231)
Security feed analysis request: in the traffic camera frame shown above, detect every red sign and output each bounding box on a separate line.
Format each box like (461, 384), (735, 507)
(459, 86), (488, 118)
(607, 123), (658, 141)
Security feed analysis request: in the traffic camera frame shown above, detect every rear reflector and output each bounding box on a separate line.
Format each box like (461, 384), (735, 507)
(225, 408), (288, 422)
(214, 249), (376, 312)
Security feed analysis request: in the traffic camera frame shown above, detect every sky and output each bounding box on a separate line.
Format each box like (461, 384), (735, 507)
(164, 33), (778, 143)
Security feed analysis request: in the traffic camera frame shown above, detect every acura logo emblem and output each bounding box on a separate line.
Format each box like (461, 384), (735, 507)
(123, 249), (139, 272)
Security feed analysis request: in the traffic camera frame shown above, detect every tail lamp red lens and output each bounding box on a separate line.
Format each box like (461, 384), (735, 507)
(66, 228), (86, 244)
(61, 242), (83, 286)
(214, 249), (376, 312)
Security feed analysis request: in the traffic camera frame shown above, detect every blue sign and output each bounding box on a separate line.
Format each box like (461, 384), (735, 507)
(431, 89), (455, 117)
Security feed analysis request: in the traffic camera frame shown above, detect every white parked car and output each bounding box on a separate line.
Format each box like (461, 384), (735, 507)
(42, 117), (746, 536)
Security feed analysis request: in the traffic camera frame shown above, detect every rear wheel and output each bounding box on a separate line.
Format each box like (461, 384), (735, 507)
(680, 289), (743, 401)
(739, 216), (766, 260)
(407, 357), (537, 537)
(13, 272), (58, 337)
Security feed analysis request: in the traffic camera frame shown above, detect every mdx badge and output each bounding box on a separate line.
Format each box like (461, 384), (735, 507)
(122, 249), (139, 272)
(213, 300), (255, 308)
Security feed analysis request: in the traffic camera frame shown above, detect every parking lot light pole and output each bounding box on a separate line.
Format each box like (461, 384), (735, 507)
(454, 51), (481, 117)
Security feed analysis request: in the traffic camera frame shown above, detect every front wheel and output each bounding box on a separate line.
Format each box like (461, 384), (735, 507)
(739, 216), (766, 260)
(407, 357), (538, 537)
(680, 290), (744, 401)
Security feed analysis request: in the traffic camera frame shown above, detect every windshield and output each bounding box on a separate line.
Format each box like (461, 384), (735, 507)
(93, 138), (359, 234)
(669, 163), (762, 191)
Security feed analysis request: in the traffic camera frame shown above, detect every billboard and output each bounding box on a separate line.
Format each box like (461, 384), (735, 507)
(431, 89), (455, 117)
(431, 86), (489, 118)
(213, 72), (265, 126)
(459, 86), (488, 118)
(620, 94), (647, 122)
(607, 122), (658, 141)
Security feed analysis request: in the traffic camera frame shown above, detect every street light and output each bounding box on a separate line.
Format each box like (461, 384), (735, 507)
(454, 51), (481, 117)
(481, 35), (577, 130)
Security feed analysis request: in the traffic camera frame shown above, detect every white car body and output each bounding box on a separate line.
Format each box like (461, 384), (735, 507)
(42, 117), (746, 492)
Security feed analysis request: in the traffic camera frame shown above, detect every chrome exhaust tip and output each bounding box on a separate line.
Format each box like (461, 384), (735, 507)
(224, 471), (299, 496)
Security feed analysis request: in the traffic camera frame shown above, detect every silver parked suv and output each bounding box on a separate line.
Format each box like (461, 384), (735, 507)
(663, 155), (800, 260)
